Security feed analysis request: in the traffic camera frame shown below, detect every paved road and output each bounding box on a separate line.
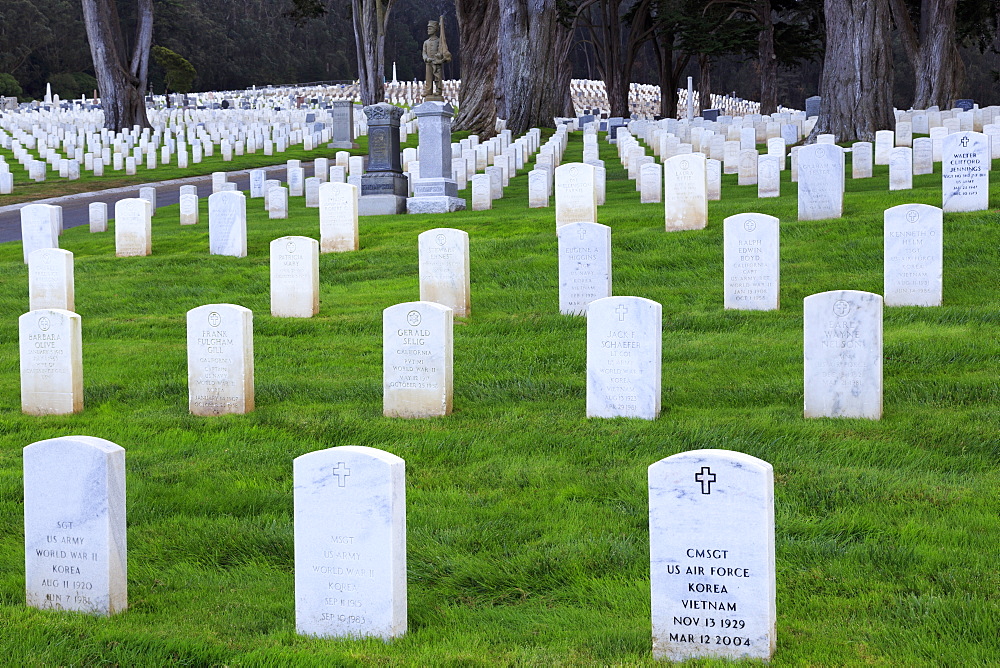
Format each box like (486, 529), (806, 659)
(0, 164), (299, 243)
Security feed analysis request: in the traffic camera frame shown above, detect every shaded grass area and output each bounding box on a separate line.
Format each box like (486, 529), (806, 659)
(0, 130), (998, 665)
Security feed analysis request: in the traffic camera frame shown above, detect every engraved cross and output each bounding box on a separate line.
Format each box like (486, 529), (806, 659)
(332, 462), (351, 487)
(616, 304), (628, 321)
(960, 136), (969, 147)
(577, 226), (588, 241)
(695, 467), (716, 495)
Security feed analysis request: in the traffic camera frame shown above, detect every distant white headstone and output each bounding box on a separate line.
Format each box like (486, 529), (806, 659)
(319, 182), (359, 252)
(383, 301), (453, 418)
(586, 296), (661, 420)
(889, 147), (913, 191)
(803, 290), (882, 419)
(180, 193), (199, 226)
(24, 436), (127, 615)
(664, 154), (707, 231)
(89, 202), (107, 233)
(187, 303), (254, 416)
(271, 236), (319, 317)
(29, 248), (74, 312)
(208, 191), (247, 257)
(649, 449), (775, 661)
(557, 222), (611, 316)
(884, 203), (942, 307)
(797, 144), (843, 221)
(20, 203), (60, 263)
(294, 445), (406, 639)
(418, 228), (471, 317)
(555, 163), (597, 227)
(19, 308), (83, 415)
(114, 198), (151, 257)
(851, 142), (873, 179)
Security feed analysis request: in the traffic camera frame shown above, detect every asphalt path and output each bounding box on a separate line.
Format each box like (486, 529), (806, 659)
(0, 164), (300, 243)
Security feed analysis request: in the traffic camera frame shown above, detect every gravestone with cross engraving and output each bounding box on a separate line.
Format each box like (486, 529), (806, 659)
(723, 214), (779, 310)
(555, 163), (597, 227)
(649, 448), (775, 661)
(884, 204), (942, 307)
(586, 296), (662, 420)
(383, 301), (453, 418)
(803, 290), (882, 419)
(418, 228), (471, 318)
(294, 445), (406, 639)
(186, 304), (254, 416)
(664, 154), (707, 231)
(270, 236), (319, 317)
(557, 222), (612, 315)
(24, 435), (127, 615)
(941, 131), (989, 212)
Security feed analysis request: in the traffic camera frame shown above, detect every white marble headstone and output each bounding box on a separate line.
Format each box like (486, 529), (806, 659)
(586, 296), (661, 420)
(89, 202), (107, 233)
(19, 308), (83, 415)
(555, 163), (597, 227)
(180, 193), (199, 226)
(664, 154), (707, 231)
(803, 290), (882, 419)
(418, 228), (471, 317)
(208, 191), (247, 257)
(186, 303), (254, 416)
(941, 131), (989, 212)
(797, 144), (843, 221)
(20, 203), (60, 263)
(271, 236), (319, 318)
(383, 301), (453, 418)
(884, 203), (942, 307)
(723, 214), (779, 311)
(28, 248), (74, 312)
(114, 198), (151, 257)
(24, 436), (127, 615)
(319, 182), (359, 253)
(294, 445), (406, 639)
(649, 449), (775, 661)
(557, 222), (611, 316)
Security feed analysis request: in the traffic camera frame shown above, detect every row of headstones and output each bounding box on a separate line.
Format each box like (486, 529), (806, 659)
(894, 105), (1000, 136)
(471, 128), (554, 211)
(22, 435), (776, 660)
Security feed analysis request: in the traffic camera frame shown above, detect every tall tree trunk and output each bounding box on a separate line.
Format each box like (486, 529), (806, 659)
(653, 31), (677, 118)
(889, 0), (963, 109)
(455, 0), (499, 136)
(496, 0), (573, 133)
(698, 53), (712, 115)
(352, 0), (395, 105)
(596, 1), (629, 117)
(811, 0), (894, 142)
(757, 0), (778, 115)
(81, 0), (152, 131)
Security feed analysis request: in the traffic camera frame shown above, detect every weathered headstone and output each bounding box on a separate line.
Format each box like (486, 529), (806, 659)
(328, 100), (357, 149)
(640, 162), (663, 203)
(558, 222), (612, 316)
(24, 436), (127, 615)
(114, 198), (151, 257)
(471, 174), (492, 211)
(19, 308), (83, 415)
(723, 213), (779, 311)
(249, 169), (266, 198)
(737, 149), (758, 186)
(418, 228), (471, 317)
(89, 202), (107, 233)
(180, 192), (199, 226)
(889, 147), (913, 191)
(757, 156), (780, 198)
(555, 163), (597, 227)
(797, 144), (843, 221)
(208, 191), (247, 257)
(20, 203), (60, 263)
(884, 203), (942, 307)
(28, 248), (74, 312)
(851, 142), (873, 179)
(664, 154), (707, 231)
(528, 169), (549, 208)
(271, 236), (319, 317)
(912, 138), (933, 175)
(187, 303), (254, 416)
(649, 449), (775, 661)
(803, 290), (882, 419)
(319, 182), (359, 252)
(706, 159), (722, 201)
(586, 296), (662, 420)
(941, 131), (989, 212)
(269, 186), (289, 219)
(294, 445), (406, 639)
(382, 301), (453, 418)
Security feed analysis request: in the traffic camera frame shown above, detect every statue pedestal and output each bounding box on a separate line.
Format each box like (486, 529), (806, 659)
(407, 101), (465, 214)
(359, 172), (409, 216)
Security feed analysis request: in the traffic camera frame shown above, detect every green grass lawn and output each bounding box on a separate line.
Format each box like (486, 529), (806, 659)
(0, 130), (998, 666)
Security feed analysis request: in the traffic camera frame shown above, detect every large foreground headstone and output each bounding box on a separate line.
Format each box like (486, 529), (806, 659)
(24, 436), (127, 615)
(271, 236), (320, 317)
(723, 214), (779, 310)
(418, 228), (471, 317)
(803, 290), (882, 419)
(294, 445), (406, 639)
(884, 203), (942, 307)
(19, 308), (83, 415)
(586, 296), (662, 420)
(649, 449), (775, 661)
(941, 131), (989, 212)
(28, 248), (74, 312)
(187, 304), (254, 416)
(383, 301), (453, 418)
(557, 222), (612, 315)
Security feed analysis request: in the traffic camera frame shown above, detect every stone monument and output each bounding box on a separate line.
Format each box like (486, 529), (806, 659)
(359, 103), (408, 216)
(406, 102), (466, 214)
(422, 18), (451, 102)
(328, 100), (357, 149)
